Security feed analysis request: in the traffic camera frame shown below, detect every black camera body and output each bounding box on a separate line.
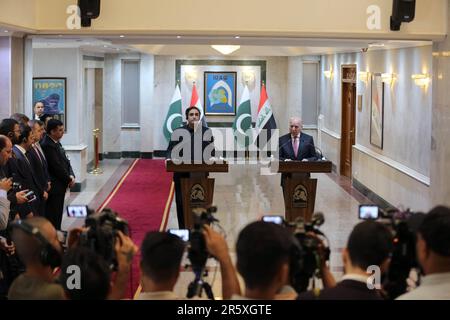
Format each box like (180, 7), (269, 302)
(79, 207), (129, 271)
(286, 213), (330, 293)
(188, 206), (218, 273)
(382, 209), (425, 299)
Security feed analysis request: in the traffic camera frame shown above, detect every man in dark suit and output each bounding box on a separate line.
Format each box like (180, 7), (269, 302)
(40, 119), (75, 230)
(11, 124), (42, 218)
(297, 220), (393, 300)
(278, 117), (317, 190)
(27, 120), (50, 217)
(166, 106), (215, 228)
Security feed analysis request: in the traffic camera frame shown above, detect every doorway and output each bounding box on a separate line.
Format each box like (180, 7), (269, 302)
(340, 65), (356, 178)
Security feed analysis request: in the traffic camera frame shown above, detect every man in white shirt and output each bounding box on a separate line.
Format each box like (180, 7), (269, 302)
(397, 206), (450, 300)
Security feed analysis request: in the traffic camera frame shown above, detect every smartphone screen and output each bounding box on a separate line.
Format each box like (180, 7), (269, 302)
(262, 215), (284, 225)
(359, 205), (379, 220)
(67, 205), (89, 218)
(168, 229), (190, 242)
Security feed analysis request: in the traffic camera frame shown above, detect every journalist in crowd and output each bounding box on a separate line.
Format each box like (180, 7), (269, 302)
(397, 206), (450, 300)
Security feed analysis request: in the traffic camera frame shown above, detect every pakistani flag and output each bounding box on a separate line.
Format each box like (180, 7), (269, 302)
(163, 85), (183, 142)
(233, 85), (253, 147)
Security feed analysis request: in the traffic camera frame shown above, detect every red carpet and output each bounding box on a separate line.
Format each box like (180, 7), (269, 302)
(97, 159), (174, 298)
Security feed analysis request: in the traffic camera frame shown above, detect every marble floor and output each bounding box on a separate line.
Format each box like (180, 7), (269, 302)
(67, 158), (371, 299)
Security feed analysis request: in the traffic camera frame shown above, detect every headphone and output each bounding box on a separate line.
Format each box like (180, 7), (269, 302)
(10, 220), (62, 269)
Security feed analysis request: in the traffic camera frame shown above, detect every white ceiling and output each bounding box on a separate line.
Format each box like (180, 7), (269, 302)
(30, 34), (432, 56)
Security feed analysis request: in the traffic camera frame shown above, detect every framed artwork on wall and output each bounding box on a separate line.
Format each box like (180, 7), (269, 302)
(204, 71), (237, 115)
(370, 73), (384, 149)
(32, 77), (67, 129)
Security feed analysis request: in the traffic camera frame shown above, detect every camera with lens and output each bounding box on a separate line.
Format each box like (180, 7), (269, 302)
(79, 207), (129, 271)
(12, 182), (22, 191)
(188, 206), (218, 273)
(381, 208), (425, 299)
(186, 205), (219, 299)
(286, 212), (330, 293)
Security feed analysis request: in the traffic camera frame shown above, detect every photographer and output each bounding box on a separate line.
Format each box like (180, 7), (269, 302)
(61, 208), (138, 300)
(233, 221), (293, 300)
(7, 217), (65, 300)
(397, 206), (450, 300)
(137, 226), (240, 300)
(297, 220), (393, 300)
(60, 230), (137, 300)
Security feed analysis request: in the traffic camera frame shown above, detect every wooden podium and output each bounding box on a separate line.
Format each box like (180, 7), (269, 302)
(165, 160), (228, 228)
(272, 160), (332, 222)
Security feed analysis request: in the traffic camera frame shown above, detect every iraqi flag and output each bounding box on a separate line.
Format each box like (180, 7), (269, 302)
(255, 83), (277, 148)
(163, 84), (183, 142)
(190, 83), (208, 127)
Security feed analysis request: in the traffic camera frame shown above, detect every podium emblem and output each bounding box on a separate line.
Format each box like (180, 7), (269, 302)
(190, 183), (206, 205)
(292, 184), (307, 208)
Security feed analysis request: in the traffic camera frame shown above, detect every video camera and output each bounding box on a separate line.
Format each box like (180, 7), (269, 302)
(186, 205), (219, 299)
(262, 212), (330, 293)
(381, 208), (425, 299)
(78, 207), (130, 271)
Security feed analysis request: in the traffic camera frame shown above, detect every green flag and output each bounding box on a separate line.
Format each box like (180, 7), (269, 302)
(163, 85), (183, 142)
(233, 85), (253, 147)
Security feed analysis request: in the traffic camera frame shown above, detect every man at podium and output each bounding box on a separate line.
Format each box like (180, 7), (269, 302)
(278, 117), (318, 190)
(166, 106), (215, 228)
(279, 117), (317, 162)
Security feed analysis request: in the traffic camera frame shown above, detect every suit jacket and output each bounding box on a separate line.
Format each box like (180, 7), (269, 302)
(40, 135), (75, 195)
(278, 132), (317, 185)
(278, 132), (317, 161)
(297, 279), (385, 300)
(27, 145), (50, 194)
(4, 153), (34, 218)
(166, 124), (215, 180)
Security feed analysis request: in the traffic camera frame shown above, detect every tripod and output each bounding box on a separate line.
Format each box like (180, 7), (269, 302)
(186, 268), (215, 300)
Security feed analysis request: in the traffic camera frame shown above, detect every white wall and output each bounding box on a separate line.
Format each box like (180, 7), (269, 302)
(33, 48), (83, 145)
(153, 56), (290, 152)
(319, 45), (433, 210)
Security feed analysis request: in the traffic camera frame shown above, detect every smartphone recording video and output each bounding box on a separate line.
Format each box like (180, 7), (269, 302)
(359, 205), (379, 220)
(67, 205), (89, 218)
(262, 215), (284, 225)
(168, 229), (190, 242)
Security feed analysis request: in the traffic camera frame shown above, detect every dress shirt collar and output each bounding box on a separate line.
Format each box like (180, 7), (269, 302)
(341, 273), (370, 284)
(15, 144), (28, 156)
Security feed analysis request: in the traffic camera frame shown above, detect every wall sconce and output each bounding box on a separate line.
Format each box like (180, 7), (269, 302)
(185, 70), (198, 83)
(411, 74), (430, 87)
(381, 73), (395, 85)
(323, 68), (333, 79)
(242, 70), (255, 84)
(358, 71), (370, 83)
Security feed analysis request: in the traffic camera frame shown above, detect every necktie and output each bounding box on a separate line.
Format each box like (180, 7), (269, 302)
(33, 145), (43, 164)
(293, 136), (299, 158)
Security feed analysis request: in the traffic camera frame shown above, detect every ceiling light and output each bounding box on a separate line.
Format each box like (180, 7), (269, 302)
(368, 42), (385, 48)
(4, 30), (9, 33)
(176, 35), (181, 39)
(119, 35), (125, 38)
(211, 45), (240, 55)
(381, 73), (395, 84)
(234, 36), (240, 39)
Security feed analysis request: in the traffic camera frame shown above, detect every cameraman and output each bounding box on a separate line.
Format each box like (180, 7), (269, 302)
(397, 206), (450, 300)
(60, 230), (137, 300)
(137, 226), (240, 300)
(232, 221), (293, 300)
(7, 217), (65, 300)
(297, 220), (393, 300)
